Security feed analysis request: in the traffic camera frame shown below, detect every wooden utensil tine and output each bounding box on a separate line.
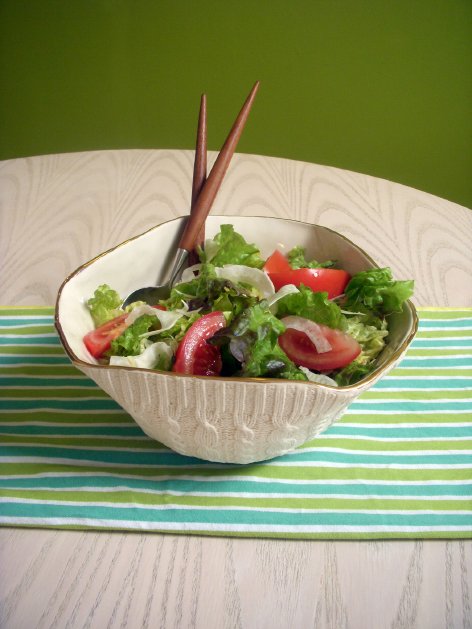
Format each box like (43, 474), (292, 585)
(189, 93), (207, 262)
(179, 80), (260, 252)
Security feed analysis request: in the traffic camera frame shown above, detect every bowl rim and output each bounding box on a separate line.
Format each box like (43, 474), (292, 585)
(55, 214), (418, 391)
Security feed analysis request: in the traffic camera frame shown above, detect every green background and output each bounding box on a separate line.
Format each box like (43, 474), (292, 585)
(1, 0), (471, 208)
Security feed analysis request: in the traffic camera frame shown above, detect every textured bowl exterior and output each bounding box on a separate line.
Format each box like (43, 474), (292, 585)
(56, 215), (417, 463)
(75, 361), (393, 464)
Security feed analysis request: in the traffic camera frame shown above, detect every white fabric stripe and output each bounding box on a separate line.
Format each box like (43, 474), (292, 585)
(0, 422), (133, 427)
(410, 345), (472, 349)
(1, 471), (471, 485)
(418, 327), (472, 332)
(2, 485), (470, 501)
(0, 432), (152, 441)
(0, 375), (87, 379)
(351, 398), (472, 404)
(0, 409), (125, 414)
(331, 423), (472, 429)
(392, 366), (472, 370)
(3, 440), (472, 455)
(4, 386), (102, 390)
(382, 375), (472, 380)
(1, 497), (471, 515)
(344, 409), (472, 415)
(1, 333), (58, 338)
(1, 397), (109, 402)
(1, 455), (471, 469)
(0, 516), (470, 534)
(419, 317), (472, 322)
(366, 388), (472, 392)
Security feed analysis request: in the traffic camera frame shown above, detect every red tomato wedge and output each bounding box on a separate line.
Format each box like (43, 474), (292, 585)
(279, 320), (361, 371)
(263, 249), (292, 274)
(83, 313), (128, 359)
(173, 311), (227, 376)
(268, 268), (350, 299)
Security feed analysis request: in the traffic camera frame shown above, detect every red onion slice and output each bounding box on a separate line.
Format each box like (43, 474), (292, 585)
(280, 316), (332, 353)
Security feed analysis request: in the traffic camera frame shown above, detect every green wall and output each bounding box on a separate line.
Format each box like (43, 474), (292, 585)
(1, 0), (471, 208)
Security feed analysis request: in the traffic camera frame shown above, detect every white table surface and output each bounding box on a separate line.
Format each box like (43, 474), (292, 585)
(1, 150), (471, 628)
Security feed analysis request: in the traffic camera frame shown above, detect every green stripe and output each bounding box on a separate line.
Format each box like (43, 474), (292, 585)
(0, 307), (55, 316)
(390, 368), (472, 377)
(361, 390), (472, 400)
(342, 413), (472, 423)
(0, 325), (55, 335)
(0, 346), (65, 355)
(1, 462), (470, 482)
(0, 388), (110, 399)
(0, 435), (159, 449)
(2, 434), (471, 452)
(407, 348), (472, 356)
(0, 489), (470, 512)
(416, 309), (472, 319)
(0, 411), (132, 423)
(416, 329), (472, 338)
(0, 366), (82, 376)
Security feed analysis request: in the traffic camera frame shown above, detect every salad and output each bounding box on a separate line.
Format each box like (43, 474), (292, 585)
(83, 225), (414, 386)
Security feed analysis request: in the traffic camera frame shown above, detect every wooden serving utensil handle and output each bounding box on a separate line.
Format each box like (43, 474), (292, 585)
(188, 93), (207, 264)
(178, 81), (260, 252)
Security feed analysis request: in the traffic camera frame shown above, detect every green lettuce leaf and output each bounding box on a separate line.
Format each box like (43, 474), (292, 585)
(164, 262), (257, 321)
(344, 268), (414, 315)
(87, 284), (123, 327)
(110, 314), (158, 356)
(275, 284), (346, 330)
(204, 224), (264, 268)
(287, 245), (335, 269)
(334, 315), (389, 385)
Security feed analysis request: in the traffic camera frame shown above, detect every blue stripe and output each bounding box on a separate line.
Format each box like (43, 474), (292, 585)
(1, 476), (471, 497)
(400, 357), (472, 367)
(1, 445), (471, 467)
(1, 502), (471, 527)
(325, 425), (472, 438)
(350, 401), (472, 412)
(419, 320), (472, 329)
(411, 339), (472, 348)
(0, 355), (70, 365)
(0, 337), (61, 347)
(0, 400), (122, 411)
(0, 377), (93, 387)
(373, 379), (472, 390)
(0, 319), (54, 327)
(0, 425), (145, 437)
(0, 445), (213, 466)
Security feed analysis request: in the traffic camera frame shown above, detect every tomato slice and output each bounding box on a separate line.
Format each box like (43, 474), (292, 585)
(173, 311), (226, 376)
(279, 321), (361, 371)
(264, 249), (292, 274)
(268, 268), (350, 299)
(83, 313), (128, 358)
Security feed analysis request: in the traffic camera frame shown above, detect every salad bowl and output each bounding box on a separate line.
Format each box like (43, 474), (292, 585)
(56, 215), (417, 464)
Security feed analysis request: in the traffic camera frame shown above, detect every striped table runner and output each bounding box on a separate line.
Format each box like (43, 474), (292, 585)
(0, 307), (471, 539)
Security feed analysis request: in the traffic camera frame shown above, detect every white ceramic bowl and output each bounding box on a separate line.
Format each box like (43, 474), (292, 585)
(56, 215), (417, 463)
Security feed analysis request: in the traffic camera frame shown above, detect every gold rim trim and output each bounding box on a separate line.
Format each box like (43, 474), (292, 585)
(55, 215), (418, 391)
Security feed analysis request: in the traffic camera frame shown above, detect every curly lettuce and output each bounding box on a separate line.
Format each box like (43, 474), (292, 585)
(287, 245), (335, 269)
(202, 224), (264, 268)
(275, 284), (346, 330)
(344, 268), (414, 315)
(87, 284), (123, 327)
